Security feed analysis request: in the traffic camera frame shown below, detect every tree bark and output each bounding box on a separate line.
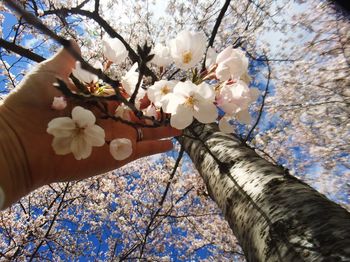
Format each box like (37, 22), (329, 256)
(179, 123), (350, 262)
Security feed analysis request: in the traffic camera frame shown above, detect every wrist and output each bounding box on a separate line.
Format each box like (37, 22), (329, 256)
(0, 103), (32, 209)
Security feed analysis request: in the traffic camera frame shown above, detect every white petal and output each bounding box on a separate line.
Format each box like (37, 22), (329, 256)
(52, 136), (73, 155)
(216, 63), (231, 81)
(47, 117), (75, 137)
(152, 43), (172, 67)
(72, 61), (98, 84)
(121, 63), (139, 95)
(70, 135), (92, 160)
(170, 104), (193, 129)
(219, 116), (234, 133)
(216, 46), (232, 64)
(161, 93), (184, 114)
(193, 101), (218, 124)
(72, 106), (96, 128)
(109, 138), (133, 160)
(173, 81), (195, 97)
(197, 82), (215, 101)
(102, 37), (128, 64)
(205, 47), (217, 68)
(236, 109), (252, 125)
(84, 125), (105, 146)
(51, 97), (67, 110)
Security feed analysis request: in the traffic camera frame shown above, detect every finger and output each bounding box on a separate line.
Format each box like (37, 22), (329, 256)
(40, 40), (80, 79)
(98, 118), (135, 142)
(140, 126), (182, 141)
(134, 139), (173, 159)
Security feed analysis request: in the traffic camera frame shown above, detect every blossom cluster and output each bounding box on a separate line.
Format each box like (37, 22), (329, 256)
(47, 30), (259, 160)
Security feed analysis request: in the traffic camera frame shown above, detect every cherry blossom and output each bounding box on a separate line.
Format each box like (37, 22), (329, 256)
(121, 63), (140, 96)
(205, 47), (218, 68)
(47, 106), (105, 160)
(215, 47), (248, 81)
(169, 30), (206, 69)
(216, 80), (259, 130)
(102, 36), (128, 64)
(147, 80), (177, 107)
(72, 61), (101, 84)
(114, 103), (132, 121)
(51, 96), (67, 110)
(217, 80), (259, 116)
(162, 81), (218, 129)
(109, 138), (133, 160)
(151, 43), (172, 67)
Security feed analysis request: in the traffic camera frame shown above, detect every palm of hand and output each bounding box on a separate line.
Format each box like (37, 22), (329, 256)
(1, 47), (178, 189)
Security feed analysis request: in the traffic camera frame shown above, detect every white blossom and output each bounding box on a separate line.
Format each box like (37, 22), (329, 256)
(114, 103), (131, 121)
(162, 81), (218, 129)
(169, 30), (206, 69)
(205, 47), (217, 68)
(109, 138), (133, 160)
(121, 63), (140, 96)
(216, 47), (248, 81)
(219, 116), (234, 133)
(147, 80), (177, 107)
(102, 36), (128, 64)
(217, 80), (259, 115)
(51, 96), (67, 110)
(151, 43), (172, 67)
(47, 106), (105, 160)
(72, 61), (101, 84)
(217, 80), (259, 127)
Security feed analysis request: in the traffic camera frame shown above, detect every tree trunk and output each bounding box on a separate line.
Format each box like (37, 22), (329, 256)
(179, 123), (350, 262)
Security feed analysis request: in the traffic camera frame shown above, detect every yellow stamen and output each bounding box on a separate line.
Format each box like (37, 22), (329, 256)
(182, 51), (193, 64)
(185, 96), (196, 107)
(160, 85), (170, 95)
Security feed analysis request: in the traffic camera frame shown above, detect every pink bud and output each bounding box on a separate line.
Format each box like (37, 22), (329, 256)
(51, 96), (67, 110)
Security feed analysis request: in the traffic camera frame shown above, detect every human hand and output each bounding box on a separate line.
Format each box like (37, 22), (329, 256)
(0, 43), (181, 208)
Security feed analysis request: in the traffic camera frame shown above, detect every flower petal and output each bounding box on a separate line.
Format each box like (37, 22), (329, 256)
(84, 125), (105, 147)
(52, 136), (72, 155)
(102, 37), (128, 64)
(161, 93), (184, 114)
(70, 135), (92, 160)
(219, 116), (234, 133)
(216, 63), (231, 81)
(170, 104), (193, 129)
(72, 106), (96, 128)
(193, 101), (218, 124)
(236, 109), (252, 125)
(109, 138), (133, 160)
(197, 82), (215, 101)
(47, 117), (75, 137)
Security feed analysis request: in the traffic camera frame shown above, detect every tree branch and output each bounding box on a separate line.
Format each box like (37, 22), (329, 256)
(0, 38), (45, 62)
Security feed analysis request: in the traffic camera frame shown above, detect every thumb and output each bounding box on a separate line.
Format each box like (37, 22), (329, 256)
(40, 40), (81, 78)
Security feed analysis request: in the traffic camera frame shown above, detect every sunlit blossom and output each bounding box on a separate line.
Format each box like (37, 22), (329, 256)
(121, 63), (140, 96)
(51, 96), (67, 110)
(205, 47), (217, 68)
(102, 36), (128, 64)
(47, 106), (105, 160)
(72, 61), (102, 84)
(109, 138), (133, 160)
(217, 80), (259, 129)
(147, 80), (177, 107)
(217, 80), (259, 115)
(216, 47), (248, 81)
(151, 43), (172, 67)
(169, 30), (206, 69)
(114, 103), (132, 121)
(162, 81), (218, 129)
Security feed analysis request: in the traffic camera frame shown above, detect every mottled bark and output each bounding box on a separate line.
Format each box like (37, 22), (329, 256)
(180, 123), (350, 262)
